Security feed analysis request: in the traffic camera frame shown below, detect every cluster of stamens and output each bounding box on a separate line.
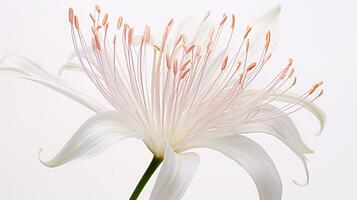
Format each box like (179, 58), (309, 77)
(68, 5), (323, 149)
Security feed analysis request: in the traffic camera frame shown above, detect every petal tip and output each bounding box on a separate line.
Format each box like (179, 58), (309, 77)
(38, 148), (55, 168)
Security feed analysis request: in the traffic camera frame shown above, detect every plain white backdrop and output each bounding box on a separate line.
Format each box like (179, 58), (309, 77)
(0, 0), (355, 199)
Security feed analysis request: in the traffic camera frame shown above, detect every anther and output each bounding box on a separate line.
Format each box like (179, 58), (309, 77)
(166, 53), (171, 69)
(246, 62), (257, 72)
(231, 14), (236, 29)
(179, 68), (190, 79)
(95, 5), (101, 13)
(68, 8), (74, 24)
(288, 68), (295, 78)
(287, 58), (293, 68)
(308, 83), (320, 94)
(175, 35), (183, 46)
(185, 44), (195, 53)
(265, 31), (271, 48)
(220, 14), (228, 26)
(244, 26), (252, 39)
(292, 77), (297, 85)
(74, 16), (79, 29)
(102, 13), (108, 26)
(203, 10), (211, 21)
(220, 56), (229, 70)
(236, 61), (242, 70)
(167, 19), (174, 30)
(89, 14), (96, 24)
(180, 60), (191, 71)
(173, 59), (178, 75)
(153, 45), (161, 52)
(144, 25), (151, 43)
(128, 28), (134, 44)
(94, 35), (101, 49)
(117, 17), (123, 30)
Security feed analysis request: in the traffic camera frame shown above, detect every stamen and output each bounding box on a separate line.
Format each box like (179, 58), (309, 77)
(90, 14), (96, 24)
(180, 68), (190, 79)
(231, 14), (236, 29)
(68, 8), (74, 24)
(308, 82), (323, 94)
(117, 16), (123, 30)
(128, 28), (134, 44)
(180, 60), (191, 71)
(220, 14), (228, 26)
(144, 25), (150, 43)
(95, 5), (101, 13)
(74, 16), (79, 29)
(166, 53), (171, 69)
(220, 56), (229, 70)
(203, 10), (211, 21)
(173, 59), (178, 75)
(244, 26), (252, 39)
(246, 62), (257, 72)
(265, 31), (271, 48)
(102, 13), (108, 26)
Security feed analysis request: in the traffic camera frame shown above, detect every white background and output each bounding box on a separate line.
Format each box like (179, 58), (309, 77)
(0, 0), (355, 199)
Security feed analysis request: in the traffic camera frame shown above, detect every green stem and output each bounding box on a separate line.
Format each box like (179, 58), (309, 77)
(129, 156), (163, 200)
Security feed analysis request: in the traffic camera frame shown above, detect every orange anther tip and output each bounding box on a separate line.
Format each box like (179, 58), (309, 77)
(117, 17), (123, 30)
(246, 62), (257, 72)
(220, 56), (229, 70)
(102, 13), (109, 26)
(74, 16), (79, 29)
(180, 68), (190, 79)
(231, 14), (236, 29)
(68, 8), (74, 24)
(220, 14), (228, 26)
(153, 45), (161, 52)
(95, 5), (101, 13)
(244, 26), (252, 39)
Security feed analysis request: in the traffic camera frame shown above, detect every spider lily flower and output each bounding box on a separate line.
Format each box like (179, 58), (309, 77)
(0, 4), (325, 200)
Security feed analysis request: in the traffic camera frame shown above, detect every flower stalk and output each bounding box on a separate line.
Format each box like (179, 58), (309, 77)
(129, 156), (163, 200)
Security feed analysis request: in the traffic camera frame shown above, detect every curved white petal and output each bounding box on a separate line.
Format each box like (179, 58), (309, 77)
(243, 89), (326, 135)
(150, 146), (200, 200)
(0, 56), (107, 113)
(237, 105), (311, 185)
(275, 92), (326, 135)
(194, 135), (282, 200)
(39, 111), (141, 168)
(249, 4), (281, 52)
(242, 104), (312, 153)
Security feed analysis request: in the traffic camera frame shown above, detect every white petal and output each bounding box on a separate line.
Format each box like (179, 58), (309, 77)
(243, 89), (326, 135)
(237, 105), (311, 185)
(242, 105), (312, 153)
(176, 16), (215, 49)
(249, 4), (281, 52)
(150, 146), (200, 200)
(275, 92), (326, 135)
(195, 135), (282, 200)
(39, 111), (141, 168)
(0, 56), (107, 113)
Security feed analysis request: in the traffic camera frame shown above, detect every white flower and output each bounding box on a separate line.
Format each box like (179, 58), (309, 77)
(0, 4), (325, 200)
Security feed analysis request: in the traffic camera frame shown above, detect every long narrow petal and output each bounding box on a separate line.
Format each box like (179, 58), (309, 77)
(149, 146), (200, 200)
(237, 105), (311, 185)
(195, 135), (282, 200)
(39, 111), (141, 168)
(242, 89), (326, 135)
(275, 92), (326, 135)
(249, 4), (281, 51)
(0, 56), (107, 113)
